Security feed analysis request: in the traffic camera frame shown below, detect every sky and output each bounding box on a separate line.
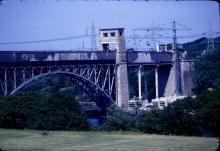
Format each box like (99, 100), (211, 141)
(0, 0), (219, 51)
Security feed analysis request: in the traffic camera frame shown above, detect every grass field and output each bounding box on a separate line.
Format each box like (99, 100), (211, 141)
(0, 129), (218, 151)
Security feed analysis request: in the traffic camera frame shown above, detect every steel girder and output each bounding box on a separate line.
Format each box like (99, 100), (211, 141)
(0, 64), (116, 105)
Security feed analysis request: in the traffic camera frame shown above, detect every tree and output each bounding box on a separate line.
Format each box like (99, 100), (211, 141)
(26, 92), (90, 130)
(0, 92), (90, 130)
(192, 50), (220, 94)
(195, 90), (220, 150)
(159, 97), (199, 136)
(102, 105), (135, 131)
(0, 93), (41, 129)
(136, 109), (162, 134)
(137, 97), (199, 136)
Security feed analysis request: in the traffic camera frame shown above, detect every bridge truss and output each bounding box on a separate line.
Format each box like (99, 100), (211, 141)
(0, 62), (116, 108)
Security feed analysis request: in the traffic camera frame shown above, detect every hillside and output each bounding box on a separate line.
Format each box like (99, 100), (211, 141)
(183, 36), (220, 58)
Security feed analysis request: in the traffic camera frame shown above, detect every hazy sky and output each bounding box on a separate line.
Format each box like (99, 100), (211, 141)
(0, 0), (219, 50)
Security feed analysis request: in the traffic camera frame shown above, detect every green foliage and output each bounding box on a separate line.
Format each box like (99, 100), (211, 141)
(183, 37), (208, 58)
(136, 97), (199, 135)
(102, 90), (219, 137)
(159, 97), (199, 136)
(20, 74), (91, 102)
(196, 90), (220, 136)
(136, 109), (162, 134)
(28, 92), (90, 130)
(192, 50), (220, 94)
(136, 90), (220, 137)
(102, 105), (135, 131)
(0, 92), (90, 131)
(0, 93), (41, 129)
(167, 36), (219, 59)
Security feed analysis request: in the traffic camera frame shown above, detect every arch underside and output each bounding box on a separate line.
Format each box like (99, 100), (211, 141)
(0, 64), (116, 109)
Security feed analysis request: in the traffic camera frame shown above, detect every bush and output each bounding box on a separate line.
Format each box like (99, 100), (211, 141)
(159, 97), (199, 136)
(102, 105), (135, 131)
(136, 109), (162, 134)
(192, 50), (220, 94)
(0, 92), (90, 131)
(136, 91), (219, 137)
(196, 89), (220, 137)
(28, 92), (90, 130)
(0, 93), (41, 129)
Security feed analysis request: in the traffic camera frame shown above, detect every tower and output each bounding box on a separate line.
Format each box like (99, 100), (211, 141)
(207, 22), (215, 52)
(100, 28), (129, 108)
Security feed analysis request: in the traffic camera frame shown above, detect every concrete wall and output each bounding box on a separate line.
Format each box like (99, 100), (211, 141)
(180, 60), (194, 96)
(127, 52), (172, 64)
(162, 58), (194, 97)
(158, 65), (173, 97)
(163, 64), (176, 97)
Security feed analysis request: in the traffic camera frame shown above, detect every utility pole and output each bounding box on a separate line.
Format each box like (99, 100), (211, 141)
(132, 29), (138, 51)
(91, 22), (97, 51)
(86, 22), (97, 51)
(172, 21), (181, 96)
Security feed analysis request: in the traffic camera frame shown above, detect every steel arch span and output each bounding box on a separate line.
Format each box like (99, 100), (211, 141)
(0, 64), (116, 108)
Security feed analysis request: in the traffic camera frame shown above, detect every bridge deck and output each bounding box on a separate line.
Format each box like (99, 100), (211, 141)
(0, 51), (173, 65)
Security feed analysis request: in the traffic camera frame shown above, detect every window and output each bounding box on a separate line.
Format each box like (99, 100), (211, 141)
(102, 43), (109, 51)
(103, 33), (108, 37)
(110, 32), (115, 37)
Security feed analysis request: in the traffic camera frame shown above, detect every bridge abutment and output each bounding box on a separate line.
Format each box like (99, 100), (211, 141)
(180, 60), (193, 96)
(116, 55), (129, 108)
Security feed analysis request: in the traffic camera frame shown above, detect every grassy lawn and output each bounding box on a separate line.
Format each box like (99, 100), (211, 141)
(0, 129), (218, 151)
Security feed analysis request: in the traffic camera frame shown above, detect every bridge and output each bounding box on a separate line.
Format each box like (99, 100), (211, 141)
(0, 28), (193, 110)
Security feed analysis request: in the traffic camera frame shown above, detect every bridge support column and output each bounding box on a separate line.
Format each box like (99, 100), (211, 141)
(138, 66), (142, 100)
(144, 71), (148, 101)
(116, 52), (129, 108)
(155, 66), (159, 98)
(180, 60), (193, 96)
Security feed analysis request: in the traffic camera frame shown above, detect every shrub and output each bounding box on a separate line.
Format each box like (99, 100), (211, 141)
(0, 92), (90, 131)
(102, 105), (135, 131)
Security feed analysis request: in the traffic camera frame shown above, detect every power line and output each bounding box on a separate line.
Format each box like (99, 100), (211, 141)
(0, 35), (87, 45)
(126, 33), (208, 40)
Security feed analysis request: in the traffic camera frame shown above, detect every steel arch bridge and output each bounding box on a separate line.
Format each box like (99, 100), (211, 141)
(0, 62), (117, 108)
(0, 50), (193, 109)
